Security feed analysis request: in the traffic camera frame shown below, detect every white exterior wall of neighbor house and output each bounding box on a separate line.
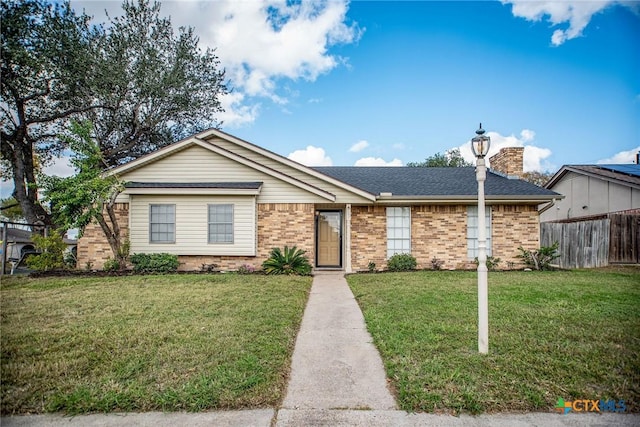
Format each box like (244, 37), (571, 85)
(540, 171), (640, 221)
(129, 195), (257, 256)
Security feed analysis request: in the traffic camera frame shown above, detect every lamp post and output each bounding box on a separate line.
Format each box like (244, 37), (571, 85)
(471, 123), (490, 354)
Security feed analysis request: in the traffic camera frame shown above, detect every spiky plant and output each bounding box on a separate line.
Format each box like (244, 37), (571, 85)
(262, 246), (312, 276)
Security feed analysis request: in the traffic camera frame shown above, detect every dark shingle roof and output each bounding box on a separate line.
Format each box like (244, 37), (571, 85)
(313, 167), (558, 198)
(126, 182), (263, 190)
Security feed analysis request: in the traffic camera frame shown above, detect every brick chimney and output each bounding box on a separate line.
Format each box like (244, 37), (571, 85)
(489, 147), (524, 179)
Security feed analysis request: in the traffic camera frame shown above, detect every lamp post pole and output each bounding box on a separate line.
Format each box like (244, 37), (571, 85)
(472, 124), (490, 354)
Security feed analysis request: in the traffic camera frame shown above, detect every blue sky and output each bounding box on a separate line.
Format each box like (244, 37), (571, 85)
(3, 0), (639, 198)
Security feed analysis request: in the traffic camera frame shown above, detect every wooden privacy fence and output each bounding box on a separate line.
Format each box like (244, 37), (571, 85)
(541, 219), (609, 269)
(541, 213), (639, 269)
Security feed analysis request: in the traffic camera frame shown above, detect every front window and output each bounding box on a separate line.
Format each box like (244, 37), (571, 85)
(209, 204), (234, 244)
(149, 204), (175, 243)
(387, 207), (410, 258)
(467, 206), (492, 259)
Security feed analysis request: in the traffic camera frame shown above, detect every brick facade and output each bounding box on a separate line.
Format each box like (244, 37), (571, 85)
(411, 205), (468, 270)
(350, 206), (387, 271)
(491, 204), (539, 266)
(77, 203), (130, 270)
(490, 147), (524, 178)
(78, 201), (538, 272)
(349, 203), (540, 271)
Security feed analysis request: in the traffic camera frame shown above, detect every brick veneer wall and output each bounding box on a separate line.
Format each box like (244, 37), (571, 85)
(411, 205), (468, 270)
(490, 147), (524, 178)
(350, 203), (541, 271)
(350, 206), (387, 271)
(491, 204), (539, 266)
(77, 203), (130, 269)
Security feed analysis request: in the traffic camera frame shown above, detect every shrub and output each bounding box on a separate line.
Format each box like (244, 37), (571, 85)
(26, 233), (66, 271)
(200, 263), (219, 273)
(237, 264), (256, 274)
(430, 257), (443, 270)
(473, 255), (501, 271)
(130, 253), (179, 273)
(387, 253), (417, 272)
(103, 257), (121, 272)
(517, 242), (560, 271)
(262, 246), (312, 276)
(367, 261), (377, 273)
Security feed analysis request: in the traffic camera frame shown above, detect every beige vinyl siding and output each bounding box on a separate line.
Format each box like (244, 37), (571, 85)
(129, 195), (256, 256)
(121, 145), (328, 203)
(208, 138), (373, 203)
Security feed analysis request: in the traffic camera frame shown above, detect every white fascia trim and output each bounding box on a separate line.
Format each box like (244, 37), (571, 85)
(556, 166), (640, 190)
(201, 129), (377, 202)
(123, 188), (261, 196)
(192, 138), (336, 202)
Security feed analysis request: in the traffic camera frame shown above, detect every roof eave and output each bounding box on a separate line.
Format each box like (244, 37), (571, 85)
(375, 195), (559, 204)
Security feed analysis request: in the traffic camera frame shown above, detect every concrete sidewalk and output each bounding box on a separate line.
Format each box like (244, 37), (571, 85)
(281, 271), (396, 411)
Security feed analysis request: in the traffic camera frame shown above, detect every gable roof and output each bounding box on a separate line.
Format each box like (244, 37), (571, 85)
(545, 164), (640, 190)
(107, 129), (376, 202)
(314, 166), (559, 202)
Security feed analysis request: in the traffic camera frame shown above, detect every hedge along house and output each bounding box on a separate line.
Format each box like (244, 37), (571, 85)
(77, 129), (559, 272)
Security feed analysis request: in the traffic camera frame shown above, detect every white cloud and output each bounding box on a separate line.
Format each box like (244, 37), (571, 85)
(457, 129), (553, 172)
(72, 0), (362, 126)
(502, 0), (628, 46)
(354, 157), (403, 167)
(288, 146), (333, 166)
(597, 146), (640, 164)
(349, 140), (369, 153)
(43, 155), (76, 177)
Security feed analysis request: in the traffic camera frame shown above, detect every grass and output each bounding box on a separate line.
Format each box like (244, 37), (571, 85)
(347, 267), (640, 414)
(1, 274), (312, 415)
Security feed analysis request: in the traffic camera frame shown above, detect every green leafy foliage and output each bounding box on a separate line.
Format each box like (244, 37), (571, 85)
(407, 148), (472, 167)
(262, 246), (312, 276)
(129, 253), (179, 273)
(474, 255), (502, 271)
(387, 253), (417, 271)
(0, 197), (24, 222)
(102, 258), (121, 272)
(367, 261), (377, 273)
(25, 233), (66, 271)
(517, 242), (560, 270)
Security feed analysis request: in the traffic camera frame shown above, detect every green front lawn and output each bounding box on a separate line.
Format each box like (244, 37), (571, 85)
(348, 268), (640, 414)
(1, 274), (311, 414)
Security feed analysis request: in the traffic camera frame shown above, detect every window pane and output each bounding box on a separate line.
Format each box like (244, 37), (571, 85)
(209, 204), (234, 244)
(150, 204), (175, 243)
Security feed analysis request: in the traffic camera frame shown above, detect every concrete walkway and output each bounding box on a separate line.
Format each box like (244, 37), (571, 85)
(3, 272), (639, 426)
(281, 271), (397, 411)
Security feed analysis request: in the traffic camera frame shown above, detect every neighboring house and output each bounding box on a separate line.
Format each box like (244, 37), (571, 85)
(540, 164), (640, 222)
(0, 226), (77, 273)
(539, 163), (640, 267)
(78, 130), (558, 272)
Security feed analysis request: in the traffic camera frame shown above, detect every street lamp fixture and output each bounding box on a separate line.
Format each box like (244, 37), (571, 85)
(472, 123), (490, 354)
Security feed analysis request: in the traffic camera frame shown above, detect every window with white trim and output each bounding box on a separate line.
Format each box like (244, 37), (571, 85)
(387, 207), (411, 258)
(208, 204), (234, 244)
(467, 206), (492, 259)
(149, 204), (175, 243)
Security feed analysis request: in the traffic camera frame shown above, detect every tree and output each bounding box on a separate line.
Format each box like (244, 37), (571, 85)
(0, 197), (25, 222)
(1, 0), (98, 226)
(407, 148), (472, 167)
(90, 0), (227, 167)
(2, 0), (228, 228)
(520, 171), (554, 187)
(41, 121), (127, 266)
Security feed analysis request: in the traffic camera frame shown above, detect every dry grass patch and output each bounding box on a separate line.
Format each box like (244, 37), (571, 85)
(1, 274), (311, 414)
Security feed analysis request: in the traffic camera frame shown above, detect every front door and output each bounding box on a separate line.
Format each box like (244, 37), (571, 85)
(316, 211), (342, 268)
